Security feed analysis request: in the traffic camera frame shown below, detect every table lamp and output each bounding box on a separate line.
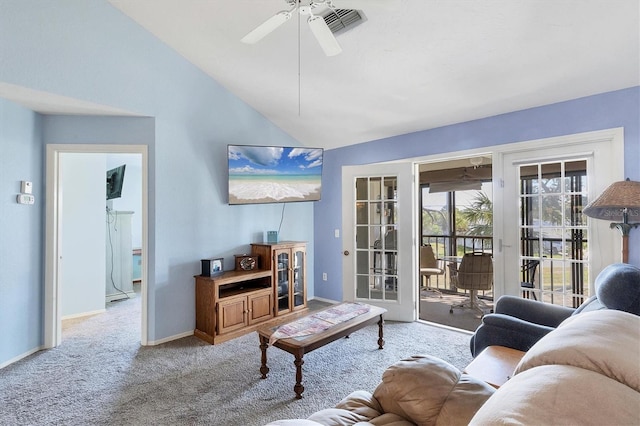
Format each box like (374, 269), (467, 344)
(583, 178), (640, 263)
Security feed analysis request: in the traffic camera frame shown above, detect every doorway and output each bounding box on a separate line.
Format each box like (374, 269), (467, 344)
(44, 144), (148, 348)
(418, 156), (494, 331)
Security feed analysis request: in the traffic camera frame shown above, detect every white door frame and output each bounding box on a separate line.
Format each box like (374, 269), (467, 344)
(497, 128), (624, 298)
(44, 144), (149, 348)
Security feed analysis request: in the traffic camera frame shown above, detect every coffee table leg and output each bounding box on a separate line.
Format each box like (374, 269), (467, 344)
(293, 351), (305, 399)
(259, 335), (270, 379)
(377, 315), (385, 349)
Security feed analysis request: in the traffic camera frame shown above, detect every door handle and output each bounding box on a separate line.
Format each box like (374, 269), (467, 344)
(499, 239), (512, 251)
(343, 250), (350, 256)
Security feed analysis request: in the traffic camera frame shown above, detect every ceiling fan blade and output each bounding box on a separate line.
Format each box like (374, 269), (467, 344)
(308, 15), (342, 56)
(241, 11), (292, 44)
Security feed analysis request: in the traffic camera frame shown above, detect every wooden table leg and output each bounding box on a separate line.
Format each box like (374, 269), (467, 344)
(293, 350), (305, 399)
(377, 315), (385, 349)
(259, 335), (270, 379)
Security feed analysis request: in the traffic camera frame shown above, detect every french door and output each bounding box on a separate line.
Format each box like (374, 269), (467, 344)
(342, 163), (416, 321)
(500, 130), (623, 305)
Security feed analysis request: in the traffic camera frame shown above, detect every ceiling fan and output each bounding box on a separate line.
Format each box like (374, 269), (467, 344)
(241, 0), (342, 56)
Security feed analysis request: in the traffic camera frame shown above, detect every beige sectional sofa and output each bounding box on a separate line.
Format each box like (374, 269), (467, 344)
(267, 309), (640, 425)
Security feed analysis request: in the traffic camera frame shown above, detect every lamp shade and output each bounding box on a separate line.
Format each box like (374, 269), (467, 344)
(583, 179), (640, 222)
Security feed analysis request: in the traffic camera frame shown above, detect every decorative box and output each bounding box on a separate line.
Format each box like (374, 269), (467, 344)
(234, 254), (259, 271)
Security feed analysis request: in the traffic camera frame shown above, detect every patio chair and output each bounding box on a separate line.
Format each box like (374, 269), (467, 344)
(449, 252), (493, 315)
(419, 244), (445, 298)
(520, 259), (540, 300)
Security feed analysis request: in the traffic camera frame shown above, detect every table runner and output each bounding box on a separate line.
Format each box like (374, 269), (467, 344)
(269, 302), (371, 345)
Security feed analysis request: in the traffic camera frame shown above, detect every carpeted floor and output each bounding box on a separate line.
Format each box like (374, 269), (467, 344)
(0, 294), (474, 426)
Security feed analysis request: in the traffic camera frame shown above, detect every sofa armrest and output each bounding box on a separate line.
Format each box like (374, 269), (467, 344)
(470, 313), (556, 356)
(494, 295), (574, 327)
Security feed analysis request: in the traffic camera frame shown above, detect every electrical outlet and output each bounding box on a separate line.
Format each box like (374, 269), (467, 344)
(322, 272), (327, 281)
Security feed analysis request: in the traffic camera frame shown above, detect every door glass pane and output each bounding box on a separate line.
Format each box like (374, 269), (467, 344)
(354, 175), (400, 302)
(540, 163), (562, 194)
(518, 160), (589, 308)
(356, 251), (368, 275)
(356, 226), (368, 250)
(356, 275), (369, 298)
(369, 177), (382, 200)
(356, 201), (367, 224)
(356, 178), (368, 200)
(370, 202), (383, 224)
(541, 195), (562, 226)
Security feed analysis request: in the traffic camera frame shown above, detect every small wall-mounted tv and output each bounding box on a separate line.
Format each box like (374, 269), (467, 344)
(106, 164), (126, 200)
(228, 145), (323, 205)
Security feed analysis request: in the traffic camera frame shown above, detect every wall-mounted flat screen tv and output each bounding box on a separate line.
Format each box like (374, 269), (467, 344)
(228, 145), (323, 205)
(106, 164), (126, 200)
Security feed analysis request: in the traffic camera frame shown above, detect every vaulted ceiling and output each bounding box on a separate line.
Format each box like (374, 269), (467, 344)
(107, 0), (639, 150)
(3, 1), (639, 150)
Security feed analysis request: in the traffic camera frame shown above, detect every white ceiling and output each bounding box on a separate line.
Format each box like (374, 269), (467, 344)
(6, 1), (640, 150)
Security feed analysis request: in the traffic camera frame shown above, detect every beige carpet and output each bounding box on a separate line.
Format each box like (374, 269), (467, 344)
(1, 294), (475, 426)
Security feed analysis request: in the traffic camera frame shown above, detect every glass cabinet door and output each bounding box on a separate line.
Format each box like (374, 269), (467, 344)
(292, 248), (305, 309)
(276, 251), (290, 313)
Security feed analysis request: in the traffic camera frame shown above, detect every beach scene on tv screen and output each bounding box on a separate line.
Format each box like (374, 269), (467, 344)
(228, 145), (323, 204)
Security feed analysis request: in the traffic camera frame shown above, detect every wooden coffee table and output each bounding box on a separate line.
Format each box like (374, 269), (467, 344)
(464, 345), (525, 388)
(257, 303), (386, 399)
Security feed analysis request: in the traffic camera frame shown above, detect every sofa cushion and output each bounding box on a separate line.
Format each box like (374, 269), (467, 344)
(470, 309), (640, 425)
(514, 309), (640, 392)
(373, 355), (494, 426)
(469, 364), (640, 425)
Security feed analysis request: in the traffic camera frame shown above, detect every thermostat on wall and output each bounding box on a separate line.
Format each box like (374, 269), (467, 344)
(17, 194), (35, 205)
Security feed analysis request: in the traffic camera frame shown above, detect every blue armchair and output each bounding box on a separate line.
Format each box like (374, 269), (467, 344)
(470, 263), (640, 357)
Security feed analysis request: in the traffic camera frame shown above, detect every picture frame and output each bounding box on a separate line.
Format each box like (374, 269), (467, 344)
(201, 257), (224, 277)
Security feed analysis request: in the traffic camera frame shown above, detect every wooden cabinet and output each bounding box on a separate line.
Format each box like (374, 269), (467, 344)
(252, 241), (307, 316)
(194, 241), (308, 345)
(217, 288), (273, 334)
(194, 269), (273, 344)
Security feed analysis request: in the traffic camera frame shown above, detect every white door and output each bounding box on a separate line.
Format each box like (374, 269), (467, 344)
(500, 130), (623, 304)
(342, 162), (417, 321)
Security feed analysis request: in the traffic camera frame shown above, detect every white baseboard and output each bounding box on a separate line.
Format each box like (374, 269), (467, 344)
(0, 346), (43, 369)
(146, 330), (194, 346)
(106, 291), (136, 303)
(310, 296), (339, 304)
(62, 308), (106, 321)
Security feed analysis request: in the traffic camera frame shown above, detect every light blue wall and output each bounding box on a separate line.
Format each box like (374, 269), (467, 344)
(0, 99), (43, 364)
(314, 87), (640, 301)
(1, 0), (315, 364)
